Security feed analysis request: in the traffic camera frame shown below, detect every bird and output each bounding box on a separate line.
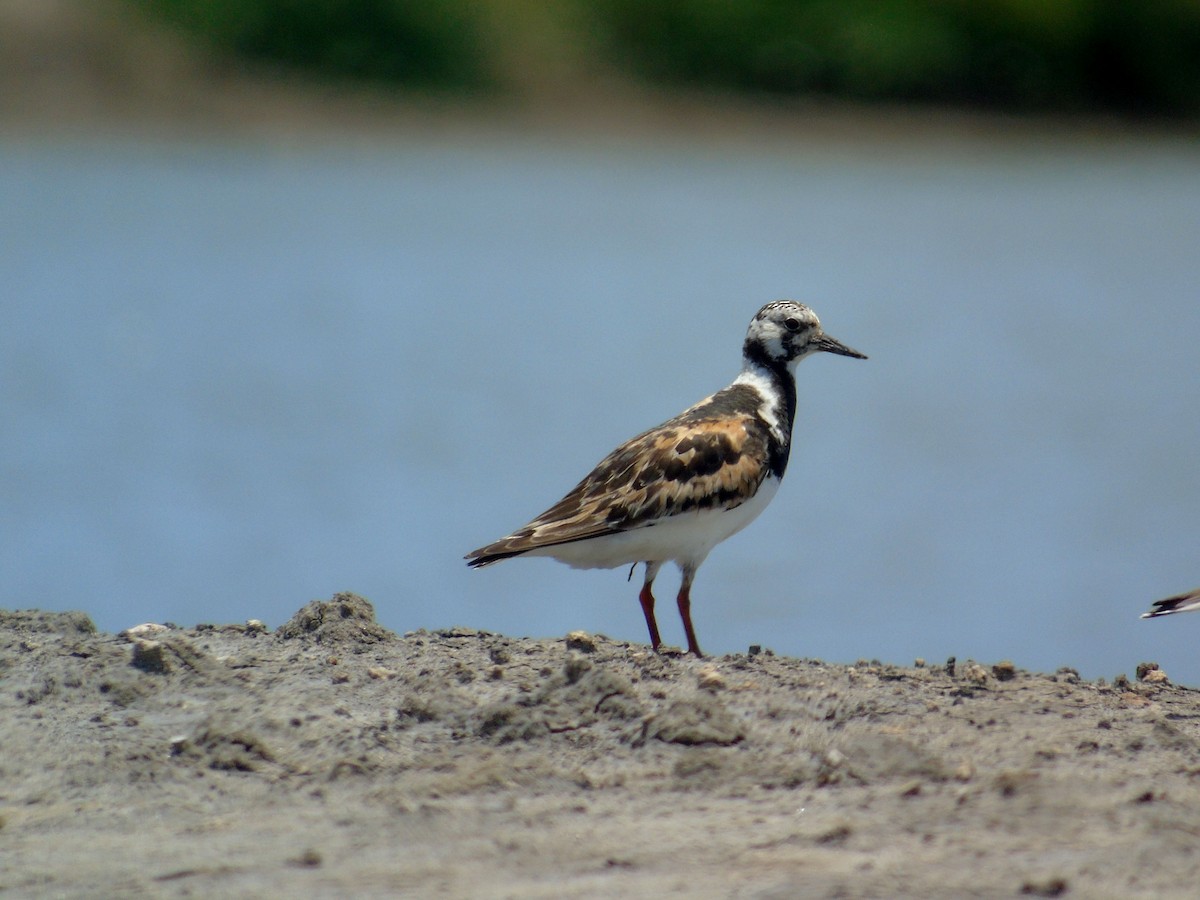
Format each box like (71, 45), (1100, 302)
(1141, 588), (1200, 619)
(465, 300), (866, 656)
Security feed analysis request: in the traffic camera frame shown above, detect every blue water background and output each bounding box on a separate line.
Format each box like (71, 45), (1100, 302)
(3, 126), (1199, 682)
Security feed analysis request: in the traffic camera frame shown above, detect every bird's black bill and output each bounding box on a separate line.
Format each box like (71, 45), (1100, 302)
(814, 334), (867, 360)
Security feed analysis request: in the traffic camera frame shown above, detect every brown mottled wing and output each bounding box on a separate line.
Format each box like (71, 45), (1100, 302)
(466, 398), (771, 566)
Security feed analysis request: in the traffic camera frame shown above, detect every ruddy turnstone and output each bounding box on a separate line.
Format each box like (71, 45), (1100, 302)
(465, 300), (866, 656)
(1141, 588), (1200, 619)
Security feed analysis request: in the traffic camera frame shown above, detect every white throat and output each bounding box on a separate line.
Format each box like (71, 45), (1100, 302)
(733, 363), (791, 445)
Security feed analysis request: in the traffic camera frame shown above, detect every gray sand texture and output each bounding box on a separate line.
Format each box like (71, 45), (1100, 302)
(3, 593), (1200, 897)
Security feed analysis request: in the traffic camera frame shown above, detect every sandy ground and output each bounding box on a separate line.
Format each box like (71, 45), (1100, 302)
(4, 594), (1200, 898)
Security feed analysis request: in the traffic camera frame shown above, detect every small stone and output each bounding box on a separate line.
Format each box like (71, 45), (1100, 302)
(565, 631), (598, 653)
(1142, 668), (1170, 685)
(1020, 876), (1068, 897)
(954, 760), (975, 782)
(964, 663), (989, 684)
(1136, 661), (1162, 682)
(288, 848), (322, 868)
(1054, 666), (1080, 684)
(945, 656), (957, 677)
(437, 626), (480, 638)
(899, 780), (922, 797)
(697, 668), (725, 692)
(130, 639), (168, 674)
(748, 645), (762, 657)
(367, 667), (396, 680)
(814, 823), (852, 845)
(992, 660), (1016, 681)
(245, 619), (268, 634)
(914, 658), (926, 668)
(331, 672), (350, 684)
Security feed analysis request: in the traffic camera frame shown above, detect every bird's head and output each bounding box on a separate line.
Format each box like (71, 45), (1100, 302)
(744, 300), (867, 370)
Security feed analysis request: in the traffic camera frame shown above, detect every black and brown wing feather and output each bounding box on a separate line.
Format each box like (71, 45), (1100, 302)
(466, 385), (779, 566)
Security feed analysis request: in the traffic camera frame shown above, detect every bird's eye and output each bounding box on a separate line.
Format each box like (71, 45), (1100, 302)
(784, 317), (801, 331)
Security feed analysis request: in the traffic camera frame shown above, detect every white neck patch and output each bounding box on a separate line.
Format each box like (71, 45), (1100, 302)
(733, 364), (790, 444)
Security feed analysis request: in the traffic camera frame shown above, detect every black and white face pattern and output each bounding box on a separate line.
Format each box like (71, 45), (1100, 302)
(745, 301), (866, 369)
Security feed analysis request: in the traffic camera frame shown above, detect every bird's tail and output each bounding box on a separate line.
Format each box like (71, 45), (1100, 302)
(464, 542), (525, 568)
(1141, 588), (1200, 619)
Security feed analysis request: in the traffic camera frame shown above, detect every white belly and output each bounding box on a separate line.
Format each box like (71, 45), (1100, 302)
(526, 477), (781, 570)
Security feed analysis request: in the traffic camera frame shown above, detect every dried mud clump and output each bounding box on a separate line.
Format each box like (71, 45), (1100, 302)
(473, 653), (644, 743)
(637, 694), (744, 747)
(173, 717), (278, 772)
(275, 592), (395, 645)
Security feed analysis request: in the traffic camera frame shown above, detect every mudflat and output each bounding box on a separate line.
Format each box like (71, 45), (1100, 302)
(3, 593), (1198, 898)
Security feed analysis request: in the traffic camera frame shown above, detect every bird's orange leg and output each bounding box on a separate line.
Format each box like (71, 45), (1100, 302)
(638, 562), (663, 650)
(639, 584), (662, 650)
(677, 565), (703, 657)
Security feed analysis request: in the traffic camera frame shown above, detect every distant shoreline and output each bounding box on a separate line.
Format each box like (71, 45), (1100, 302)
(3, 1), (1197, 146)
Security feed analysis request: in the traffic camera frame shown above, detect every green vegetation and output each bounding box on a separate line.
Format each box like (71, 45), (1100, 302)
(588, 0), (1200, 116)
(127, 0), (1200, 116)
(127, 0), (489, 89)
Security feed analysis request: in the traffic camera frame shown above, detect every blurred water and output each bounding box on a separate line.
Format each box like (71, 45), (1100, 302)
(3, 127), (1199, 682)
